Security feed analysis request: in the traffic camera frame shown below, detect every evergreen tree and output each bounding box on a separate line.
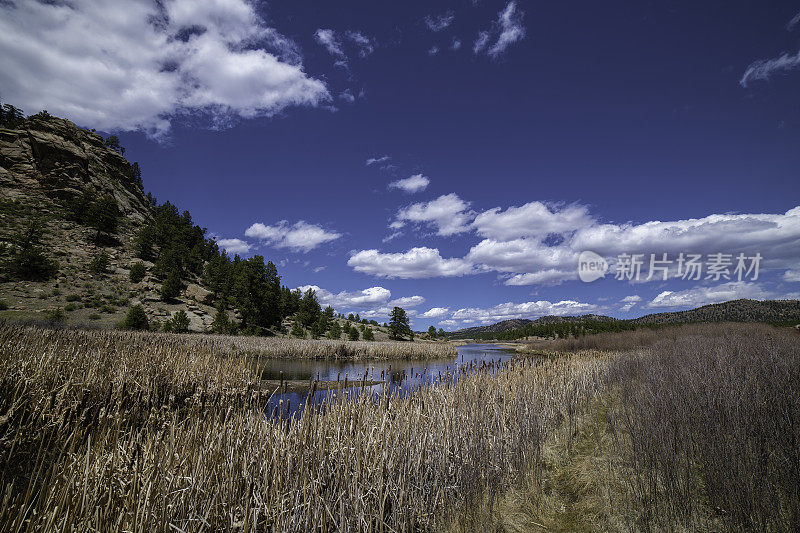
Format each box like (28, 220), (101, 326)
(161, 270), (182, 301)
(362, 327), (374, 341)
(438, 328), (446, 338)
(348, 327), (360, 341)
(310, 315), (328, 339)
(129, 262), (146, 283)
(428, 326), (437, 338)
(327, 321), (342, 340)
(0, 103), (25, 128)
(88, 252), (110, 273)
(296, 288), (321, 328)
(86, 195), (120, 243)
(3, 219), (58, 281)
(388, 307), (411, 340)
(121, 305), (149, 330)
(131, 162), (143, 189)
(104, 135), (124, 154)
(211, 306), (235, 335)
(291, 320), (306, 338)
(167, 310), (190, 333)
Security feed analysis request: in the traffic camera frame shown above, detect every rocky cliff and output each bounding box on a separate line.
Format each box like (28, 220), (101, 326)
(0, 115), (221, 331)
(0, 115), (150, 223)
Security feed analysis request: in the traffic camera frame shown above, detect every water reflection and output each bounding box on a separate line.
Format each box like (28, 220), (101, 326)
(260, 343), (517, 419)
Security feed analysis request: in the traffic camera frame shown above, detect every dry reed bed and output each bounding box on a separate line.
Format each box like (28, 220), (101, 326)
(0, 324), (609, 531)
(606, 323), (800, 531)
(185, 331), (457, 360)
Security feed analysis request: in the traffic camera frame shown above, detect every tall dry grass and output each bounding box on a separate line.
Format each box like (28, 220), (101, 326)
(204, 332), (458, 359)
(0, 324), (608, 531)
(605, 323), (800, 531)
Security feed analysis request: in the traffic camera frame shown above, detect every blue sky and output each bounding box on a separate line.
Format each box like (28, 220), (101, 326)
(2, 0), (800, 329)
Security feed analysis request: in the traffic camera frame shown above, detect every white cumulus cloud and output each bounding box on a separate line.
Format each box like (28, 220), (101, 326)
(620, 295), (642, 312)
(421, 307), (450, 318)
(392, 193), (473, 236)
(348, 247), (474, 279)
(388, 174), (430, 193)
(216, 238), (252, 255)
(0, 0), (329, 138)
(647, 282), (777, 309)
(452, 299), (598, 324)
(245, 220), (341, 253)
(297, 285), (424, 317)
(474, 202), (594, 240)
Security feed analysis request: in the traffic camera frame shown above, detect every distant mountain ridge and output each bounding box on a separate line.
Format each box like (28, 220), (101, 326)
(448, 299), (800, 339)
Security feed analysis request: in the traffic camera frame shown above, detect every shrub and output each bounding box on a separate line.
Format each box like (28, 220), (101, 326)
(212, 307), (236, 335)
(3, 220), (58, 281)
(88, 313), (101, 320)
(44, 308), (65, 324)
(0, 300), (7, 311)
(88, 252), (110, 273)
(160, 270), (182, 301)
(291, 320), (306, 338)
(167, 310), (190, 333)
(348, 327), (360, 341)
(129, 262), (146, 283)
(64, 303), (77, 312)
(120, 305), (148, 330)
(65, 293), (80, 302)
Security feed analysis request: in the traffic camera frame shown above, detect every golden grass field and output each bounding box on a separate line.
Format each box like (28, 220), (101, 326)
(0, 322), (797, 531)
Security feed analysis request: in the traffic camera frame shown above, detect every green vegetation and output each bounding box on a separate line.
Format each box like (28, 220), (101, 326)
(67, 191), (121, 243)
(362, 327), (374, 341)
(120, 305), (149, 330)
(327, 321), (342, 340)
(1, 219), (58, 281)
(88, 252), (110, 273)
(451, 318), (658, 341)
(0, 102), (25, 128)
(129, 261), (146, 283)
(160, 270), (182, 301)
(164, 310), (190, 333)
(388, 306), (411, 340)
(347, 326), (360, 341)
(211, 306), (236, 335)
(291, 320), (306, 338)
(0, 300), (7, 311)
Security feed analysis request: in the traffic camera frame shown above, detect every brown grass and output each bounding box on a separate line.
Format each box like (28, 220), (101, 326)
(0, 324), (608, 531)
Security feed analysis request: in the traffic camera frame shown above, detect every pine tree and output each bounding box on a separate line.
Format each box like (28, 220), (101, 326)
(327, 321), (342, 339)
(348, 327), (360, 341)
(291, 320), (306, 338)
(168, 310), (190, 333)
(297, 288), (321, 327)
(362, 327), (374, 341)
(388, 307), (410, 340)
(86, 195), (120, 243)
(161, 270), (182, 301)
(4, 219), (58, 281)
(310, 315), (328, 338)
(212, 306), (234, 335)
(121, 305), (149, 330)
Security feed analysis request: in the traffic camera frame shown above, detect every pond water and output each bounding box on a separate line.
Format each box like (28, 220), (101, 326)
(261, 343), (517, 419)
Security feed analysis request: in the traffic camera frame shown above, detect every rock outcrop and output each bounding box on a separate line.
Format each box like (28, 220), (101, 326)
(0, 116), (151, 222)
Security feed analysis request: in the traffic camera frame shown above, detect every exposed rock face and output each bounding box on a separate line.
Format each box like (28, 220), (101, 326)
(0, 116), (150, 222)
(185, 283), (214, 305)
